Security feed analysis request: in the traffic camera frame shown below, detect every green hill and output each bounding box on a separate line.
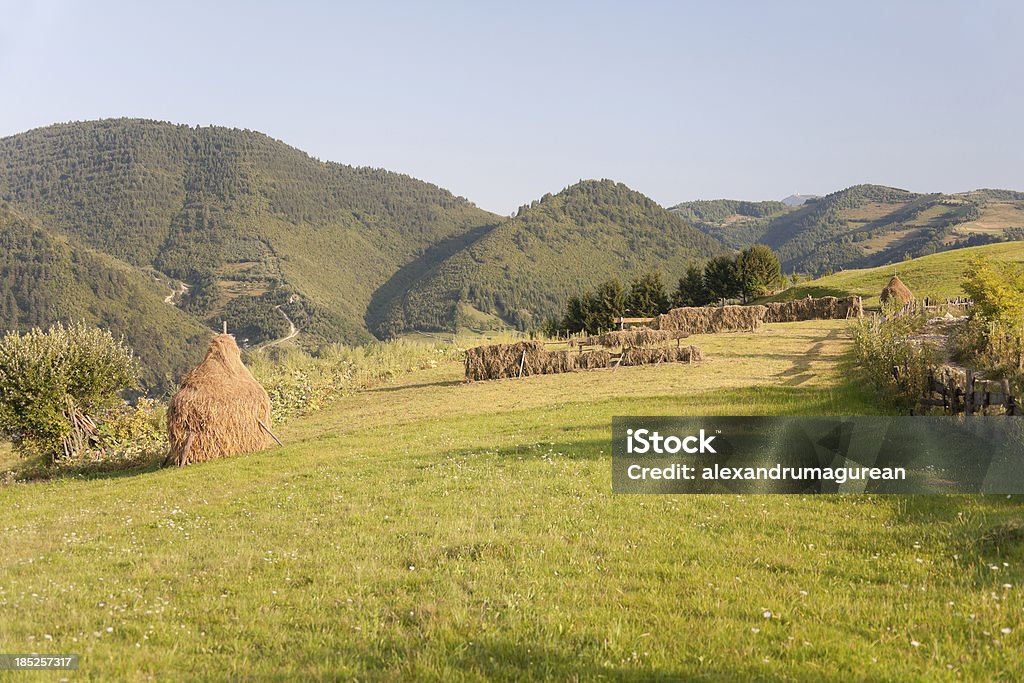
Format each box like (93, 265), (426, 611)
(0, 204), (210, 389)
(669, 198), (790, 249)
(766, 240), (1024, 306)
(0, 119), (500, 347)
(675, 185), (1024, 275)
(373, 180), (724, 336)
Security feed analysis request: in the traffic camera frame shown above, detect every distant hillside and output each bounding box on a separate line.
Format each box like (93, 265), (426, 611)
(0, 204), (209, 390)
(764, 240), (1024, 306)
(674, 184), (1024, 275)
(669, 199), (791, 250)
(0, 119), (500, 349)
(374, 180), (723, 336)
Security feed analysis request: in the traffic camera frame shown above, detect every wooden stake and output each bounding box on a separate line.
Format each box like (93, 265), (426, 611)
(258, 418), (283, 446)
(223, 321), (228, 335)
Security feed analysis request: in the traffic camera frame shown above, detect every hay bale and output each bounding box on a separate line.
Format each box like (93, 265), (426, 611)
(581, 328), (690, 349)
(464, 341), (547, 381)
(881, 276), (914, 305)
(762, 296), (864, 323)
(166, 334), (272, 466)
(575, 350), (612, 369)
(656, 305), (766, 335)
(619, 345), (703, 366)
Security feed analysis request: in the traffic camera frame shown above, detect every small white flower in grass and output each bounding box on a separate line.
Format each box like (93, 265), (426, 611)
(910, 640), (921, 647)
(1001, 627), (1012, 635)
(105, 627), (113, 633)
(799, 590), (808, 596)
(751, 627), (760, 634)
(763, 610), (772, 619)
(1003, 584), (1013, 589)
(408, 565), (415, 571)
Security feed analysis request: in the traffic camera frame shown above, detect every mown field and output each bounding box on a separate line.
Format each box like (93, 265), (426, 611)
(769, 241), (1024, 306)
(1, 321), (1022, 680)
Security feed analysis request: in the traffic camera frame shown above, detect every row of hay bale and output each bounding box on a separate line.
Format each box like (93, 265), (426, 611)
(464, 341), (703, 381)
(578, 328), (691, 348)
(656, 305), (767, 334)
(761, 296), (864, 323)
(655, 296), (863, 334)
(620, 346), (703, 366)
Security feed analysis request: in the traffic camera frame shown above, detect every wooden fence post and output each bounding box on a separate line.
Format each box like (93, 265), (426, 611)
(965, 370), (975, 416)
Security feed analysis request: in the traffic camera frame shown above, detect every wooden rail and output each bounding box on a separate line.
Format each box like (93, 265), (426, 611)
(614, 316), (657, 329)
(918, 367), (1016, 415)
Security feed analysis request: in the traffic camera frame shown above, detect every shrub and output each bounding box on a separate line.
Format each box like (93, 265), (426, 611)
(956, 256), (1024, 384)
(851, 311), (936, 409)
(0, 323), (139, 463)
(249, 338), (456, 422)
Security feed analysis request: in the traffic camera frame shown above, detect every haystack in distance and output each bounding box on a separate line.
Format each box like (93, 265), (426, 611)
(165, 334), (274, 467)
(880, 276), (914, 305)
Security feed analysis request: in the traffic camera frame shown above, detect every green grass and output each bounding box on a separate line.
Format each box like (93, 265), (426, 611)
(770, 241), (1024, 306)
(1, 321), (1022, 680)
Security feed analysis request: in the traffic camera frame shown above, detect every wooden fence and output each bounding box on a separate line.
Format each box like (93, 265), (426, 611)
(871, 297), (973, 322)
(918, 367), (1017, 415)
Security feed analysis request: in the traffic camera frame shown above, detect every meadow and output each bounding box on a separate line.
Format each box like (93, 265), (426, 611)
(770, 241), (1024, 306)
(1, 321), (1022, 680)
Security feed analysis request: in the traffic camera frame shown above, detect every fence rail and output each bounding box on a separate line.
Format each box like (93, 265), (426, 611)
(872, 297), (973, 322)
(918, 367), (1016, 415)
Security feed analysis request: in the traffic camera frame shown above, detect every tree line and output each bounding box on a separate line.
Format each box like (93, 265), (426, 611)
(546, 245), (782, 335)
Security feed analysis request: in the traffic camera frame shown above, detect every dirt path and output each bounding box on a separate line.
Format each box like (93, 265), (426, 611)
(262, 306), (298, 348)
(163, 282), (189, 306)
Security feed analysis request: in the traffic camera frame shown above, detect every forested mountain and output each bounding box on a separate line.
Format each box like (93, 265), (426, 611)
(373, 180), (723, 336)
(669, 199), (790, 250)
(4, 119), (1023, 387)
(0, 119), (500, 353)
(674, 185), (1024, 275)
(0, 204), (209, 390)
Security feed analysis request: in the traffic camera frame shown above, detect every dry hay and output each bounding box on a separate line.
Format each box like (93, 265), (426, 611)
(762, 296), (863, 323)
(165, 334), (272, 466)
(619, 345), (704, 366)
(881, 276), (914, 305)
(580, 328), (690, 349)
(465, 341), (560, 381)
(575, 350), (612, 369)
(656, 305), (766, 335)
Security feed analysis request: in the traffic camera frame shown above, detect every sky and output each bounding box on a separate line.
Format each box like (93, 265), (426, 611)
(1, 0), (1022, 215)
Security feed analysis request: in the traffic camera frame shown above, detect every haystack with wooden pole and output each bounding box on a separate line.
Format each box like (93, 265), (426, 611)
(880, 276), (914, 306)
(164, 334), (277, 467)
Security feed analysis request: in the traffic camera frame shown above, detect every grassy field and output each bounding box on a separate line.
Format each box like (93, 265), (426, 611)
(769, 241), (1024, 306)
(1, 321), (1022, 680)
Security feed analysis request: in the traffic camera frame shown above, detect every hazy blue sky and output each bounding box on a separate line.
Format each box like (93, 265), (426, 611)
(1, 0), (1021, 214)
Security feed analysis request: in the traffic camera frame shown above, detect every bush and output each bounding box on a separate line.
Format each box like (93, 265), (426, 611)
(851, 312), (936, 409)
(956, 256), (1024, 383)
(0, 323), (139, 463)
(249, 338), (456, 422)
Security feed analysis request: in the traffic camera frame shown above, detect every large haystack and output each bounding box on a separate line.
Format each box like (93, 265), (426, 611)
(165, 334), (272, 466)
(656, 305), (766, 335)
(880, 276), (914, 305)
(762, 296), (863, 323)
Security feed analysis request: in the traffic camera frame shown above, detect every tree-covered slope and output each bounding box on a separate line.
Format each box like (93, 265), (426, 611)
(374, 180), (724, 336)
(669, 199), (791, 250)
(674, 185), (1024, 276)
(0, 204), (210, 390)
(0, 119), (500, 346)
